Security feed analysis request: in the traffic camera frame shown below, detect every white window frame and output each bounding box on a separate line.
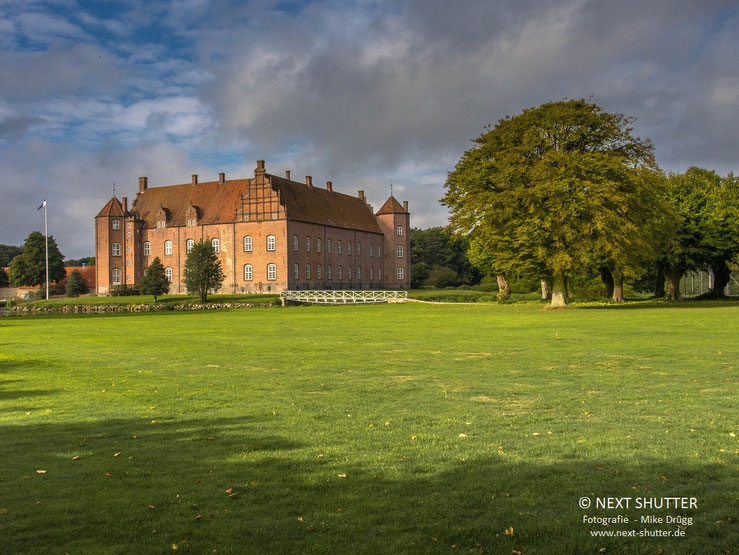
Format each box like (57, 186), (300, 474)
(112, 219), (120, 230)
(244, 236), (252, 252)
(111, 243), (121, 256)
(396, 267), (404, 280)
(212, 238), (220, 253)
(306, 264), (311, 280)
(357, 266), (361, 280)
(337, 241), (342, 255)
(293, 235), (299, 251)
(186, 239), (194, 254)
(143, 242), (150, 256)
(347, 241), (352, 255)
(165, 267), (173, 282)
(397, 225), (403, 236)
(338, 266), (342, 280)
(396, 245), (404, 258)
(244, 264), (253, 281)
(317, 264), (322, 279)
(267, 263), (276, 280)
(267, 235), (276, 251)
(370, 267), (374, 280)
(317, 238), (322, 253)
(327, 265), (332, 280)
(348, 266), (352, 280)
(112, 268), (121, 285)
(294, 263), (299, 279)
(306, 237), (311, 252)
(164, 240), (172, 256)
(326, 239), (331, 254)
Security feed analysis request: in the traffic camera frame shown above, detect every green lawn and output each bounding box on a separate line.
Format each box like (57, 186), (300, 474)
(0, 303), (736, 553)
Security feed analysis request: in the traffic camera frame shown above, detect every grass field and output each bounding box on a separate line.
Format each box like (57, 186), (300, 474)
(0, 303), (737, 553)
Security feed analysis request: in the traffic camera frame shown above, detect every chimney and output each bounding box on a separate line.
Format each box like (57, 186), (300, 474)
(403, 200), (409, 212)
(138, 176), (148, 193)
(326, 181), (333, 192)
(305, 175), (313, 187)
(192, 174), (198, 185)
(219, 172), (225, 184)
(255, 159), (266, 176)
(285, 170), (291, 181)
(358, 190), (365, 201)
(121, 197), (128, 214)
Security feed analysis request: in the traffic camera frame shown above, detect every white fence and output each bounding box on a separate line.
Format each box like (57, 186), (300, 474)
(280, 290), (408, 305)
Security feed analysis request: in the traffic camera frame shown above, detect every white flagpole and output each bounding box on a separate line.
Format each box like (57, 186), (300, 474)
(44, 199), (49, 300)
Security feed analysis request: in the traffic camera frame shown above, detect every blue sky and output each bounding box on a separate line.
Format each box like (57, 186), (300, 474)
(1, 0), (738, 257)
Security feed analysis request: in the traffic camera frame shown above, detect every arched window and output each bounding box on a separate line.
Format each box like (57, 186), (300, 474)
(337, 241), (342, 255)
(306, 264), (311, 280)
(377, 246), (381, 257)
(347, 266), (352, 280)
(111, 219), (120, 230)
(317, 238), (322, 253)
(186, 239), (194, 254)
(357, 266), (361, 280)
(143, 242), (150, 256)
(338, 266), (342, 280)
(267, 263), (277, 280)
(294, 263), (299, 279)
(211, 238), (220, 253)
(164, 240), (172, 255)
(326, 239), (332, 253)
(267, 235), (276, 251)
(369, 267), (374, 280)
(165, 267), (173, 282)
(317, 264), (322, 279)
(244, 264), (253, 281)
(369, 244), (373, 257)
(396, 245), (404, 258)
(327, 265), (332, 280)
(111, 243), (121, 256)
(243, 236), (252, 252)
(293, 235), (299, 251)
(112, 268), (121, 285)
(397, 225), (403, 236)
(396, 267), (404, 280)
(347, 241), (352, 255)
(357, 242), (361, 256)
(306, 237), (311, 252)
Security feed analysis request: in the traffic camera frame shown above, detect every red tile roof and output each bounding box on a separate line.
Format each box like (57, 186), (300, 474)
(96, 197), (125, 218)
(376, 195), (407, 215)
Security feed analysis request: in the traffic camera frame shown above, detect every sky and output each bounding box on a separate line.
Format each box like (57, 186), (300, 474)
(1, 0), (738, 258)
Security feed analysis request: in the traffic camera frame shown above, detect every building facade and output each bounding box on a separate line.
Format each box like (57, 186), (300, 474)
(95, 160), (410, 295)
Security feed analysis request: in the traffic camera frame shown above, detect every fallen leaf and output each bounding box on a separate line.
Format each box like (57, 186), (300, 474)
(225, 488), (233, 495)
(195, 479), (201, 483)
(195, 515), (202, 520)
(250, 480), (257, 486)
(147, 505), (155, 509)
(513, 551), (522, 555)
(297, 516), (303, 521)
(505, 526), (514, 537)
(337, 473), (347, 478)
(72, 456), (80, 460)
(0, 508), (7, 514)
(458, 433), (468, 438)
(207, 437), (215, 441)
(599, 548), (607, 553)
(105, 472), (112, 477)
(171, 544), (178, 550)
(35, 470), (47, 474)
(532, 432), (540, 436)
(114, 452), (121, 457)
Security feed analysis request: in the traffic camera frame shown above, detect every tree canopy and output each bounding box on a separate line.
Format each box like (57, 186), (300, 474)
(0, 244), (23, 267)
(7, 232), (65, 287)
(0, 268), (9, 288)
(139, 257), (170, 302)
(65, 269), (89, 297)
(443, 99), (664, 306)
(409, 227), (480, 288)
(183, 241), (225, 303)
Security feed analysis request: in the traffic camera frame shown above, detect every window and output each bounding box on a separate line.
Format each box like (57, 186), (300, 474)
(377, 246), (381, 257)
(127, 260), (131, 267)
(187, 219), (191, 227)
(317, 238), (322, 253)
(159, 221), (166, 228)
(347, 241), (352, 255)
(294, 263), (299, 279)
(293, 235), (299, 251)
(244, 264), (253, 281)
(317, 264), (322, 279)
(357, 266), (361, 280)
(338, 266), (342, 280)
(326, 239), (332, 253)
(306, 264), (311, 280)
(306, 237), (311, 252)
(112, 219), (120, 230)
(165, 267), (173, 282)
(337, 241), (342, 255)
(397, 225), (403, 236)
(143, 242), (150, 256)
(370, 267), (374, 280)
(111, 243), (121, 256)
(186, 239), (194, 254)
(164, 240), (172, 255)
(396, 267), (404, 280)
(244, 236), (252, 252)
(396, 245), (404, 258)
(327, 265), (332, 280)
(212, 238), (220, 253)
(357, 242), (361, 256)
(112, 268), (121, 284)
(267, 263), (276, 280)
(267, 235), (276, 251)
(369, 244), (374, 257)
(348, 266), (352, 280)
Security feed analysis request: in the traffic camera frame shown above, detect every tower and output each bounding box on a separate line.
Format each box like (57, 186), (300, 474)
(376, 196), (410, 289)
(94, 196), (125, 295)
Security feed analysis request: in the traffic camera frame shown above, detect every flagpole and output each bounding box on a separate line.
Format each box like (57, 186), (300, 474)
(44, 200), (49, 300)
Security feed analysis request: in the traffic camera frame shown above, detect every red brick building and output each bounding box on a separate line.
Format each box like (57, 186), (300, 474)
(95, 160), (410, 295)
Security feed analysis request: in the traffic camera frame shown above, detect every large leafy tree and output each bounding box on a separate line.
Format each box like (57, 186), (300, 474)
(0, 268), (9, 288)
(409, 227), (480, 288)
(184, 241), (224, 303)
(443, 99), (660, 307)
(139, 257), (170, 302)
(8, 231), (65, 287)
(0, 244), (23, 267)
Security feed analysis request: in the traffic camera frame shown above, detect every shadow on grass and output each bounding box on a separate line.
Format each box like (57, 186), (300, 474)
(0, 416), (735, 554)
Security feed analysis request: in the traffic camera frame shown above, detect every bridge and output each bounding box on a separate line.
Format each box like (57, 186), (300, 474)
(280, 290), (408, 305)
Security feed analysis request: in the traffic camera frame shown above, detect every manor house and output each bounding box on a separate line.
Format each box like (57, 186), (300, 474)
(95, 160), (410, 295)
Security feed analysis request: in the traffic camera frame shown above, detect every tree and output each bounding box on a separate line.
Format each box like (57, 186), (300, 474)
(65, 256), (95, 267)
(409, 227), (480, 288)
(183, 241), (224, 303)
(8, 231), (65, 287)
(139, 257), (170, 302)
(443, 99), (660, 307)
(0, 268), (9, 288)
(0, 244), (23, 267)
(65, 269), (89, 297)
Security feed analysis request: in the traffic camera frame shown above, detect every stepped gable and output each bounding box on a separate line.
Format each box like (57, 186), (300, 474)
(132, 179), (251, 227)
(268, 174), (382, 234)
(376, 195), (408, 215)
(95, 197), (125, 218)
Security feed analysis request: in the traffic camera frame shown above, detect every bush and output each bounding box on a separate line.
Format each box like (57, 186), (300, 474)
(425, 265), (458, 288)
(65, 269), (89, 297)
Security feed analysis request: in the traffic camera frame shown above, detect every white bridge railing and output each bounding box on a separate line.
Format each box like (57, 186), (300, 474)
(280, 290), (408, 304)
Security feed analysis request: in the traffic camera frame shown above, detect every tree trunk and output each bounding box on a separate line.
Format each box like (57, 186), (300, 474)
(710, 260), (730, 298)
(540, 278), (551, 300)
(611, 269), (624, 302)
(654, 265), (666, 298)
(599, 267), (614, 299)
(665, 265), (682, 300)
(550, 271), (568, 308)
(496, 273), (510, 300)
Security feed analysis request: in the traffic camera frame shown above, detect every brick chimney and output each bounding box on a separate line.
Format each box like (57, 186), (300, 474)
(138, 176), (148, 193)
(219, 172), (225, 184)
(305, 175), (313, 187)
(326, 181), (333, 192)
(255, 159), (266, 176)
(403, 200), (409, 212)
(192, 174), (198, 185)
(285, 170), (291, 181)
(358, 190), (365, 201)
(121, 197), (128, 214)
